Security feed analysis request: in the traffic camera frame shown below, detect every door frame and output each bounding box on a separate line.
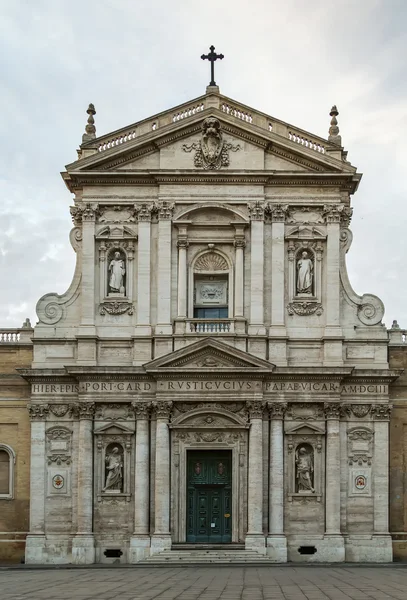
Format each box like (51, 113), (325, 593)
(171, 430), (248, 544)
(186, 450), (233, 543)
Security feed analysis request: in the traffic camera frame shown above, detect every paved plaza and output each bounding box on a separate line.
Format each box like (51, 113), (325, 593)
(1, 566), (407, 600)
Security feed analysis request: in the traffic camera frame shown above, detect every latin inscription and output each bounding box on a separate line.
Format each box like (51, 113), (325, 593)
(31, 381), (388, 395)
(158, 380), (259, 392)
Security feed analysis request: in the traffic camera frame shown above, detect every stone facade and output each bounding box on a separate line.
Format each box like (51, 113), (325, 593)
(0, 323), (33, 562)
(19, 86), (400, 564)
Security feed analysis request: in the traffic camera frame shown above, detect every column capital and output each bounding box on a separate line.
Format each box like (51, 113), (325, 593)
(268, 402), (287, 419)
(233, 238), (246, 249)
(74, 402), (96, 420)
(134, 202), (155, 222)
(323, 204), (352, 226)
(132, 401), (151, 419)
(70, 203), (99, 225)
(153, 400), (173, 420)
(267, 203), (289, 223)
(156, 201), (175, 220)
(247, 200), (266, 221)
(246, 400), (265, 419)
(177, 239), (189, 249)
(324, 402), (342, 420)
(371, 404), (392, 421)
(27, 403), (49, 420)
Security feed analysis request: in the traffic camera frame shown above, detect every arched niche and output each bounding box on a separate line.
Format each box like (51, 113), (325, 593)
(0, 444), (16, 499)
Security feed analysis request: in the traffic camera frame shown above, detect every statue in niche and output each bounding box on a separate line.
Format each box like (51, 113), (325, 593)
(103, 445), (123, 492)
(296, 251), (313, 295)
(108, 251), (126, 294)
(295, 445), (314, 493)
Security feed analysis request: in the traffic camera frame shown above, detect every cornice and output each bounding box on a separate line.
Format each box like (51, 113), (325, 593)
(267, 145), (327, 173)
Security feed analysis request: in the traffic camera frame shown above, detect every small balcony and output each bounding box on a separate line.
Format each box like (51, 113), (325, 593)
(188, 319), (234, 333)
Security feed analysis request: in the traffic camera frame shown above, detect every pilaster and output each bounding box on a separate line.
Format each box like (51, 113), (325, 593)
(72, 402), (95, 564)
(156, 202), (174, 338)
(268, 204), (288, 365)
(135, 203), (153, 336)
(267, 402), (287, 561)
(151, 401), (172, 554)
(370, 404), (392, 560)
(129, 402), (151, 562)
(323, 205), (344, 365)
(25, 404), (48, 564)
(247, 202), (266, 358)
(245, 400), (266, 554)
(323, 402), (345, 561)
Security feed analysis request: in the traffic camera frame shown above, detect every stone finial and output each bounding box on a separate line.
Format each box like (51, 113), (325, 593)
(328, 105), (342, 146)
(391, 319), (400, 329)
(82, 103), (96, 143)
(22, 317), (32, 329)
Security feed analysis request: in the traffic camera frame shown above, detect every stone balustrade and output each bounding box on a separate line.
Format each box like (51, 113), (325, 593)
(187, 319), (235, 333)
(0, 320), (33, 344)
(83, 93), (331, 157)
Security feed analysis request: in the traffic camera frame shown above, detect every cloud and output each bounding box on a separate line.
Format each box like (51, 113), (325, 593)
(0, 0), (406, 328)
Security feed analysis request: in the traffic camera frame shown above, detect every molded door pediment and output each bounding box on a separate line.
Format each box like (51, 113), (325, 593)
(144, 338), (275, 373)
(94, 423), (133, 435)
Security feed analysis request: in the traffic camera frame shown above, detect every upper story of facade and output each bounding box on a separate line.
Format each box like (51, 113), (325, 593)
(32, 86), (388, 369)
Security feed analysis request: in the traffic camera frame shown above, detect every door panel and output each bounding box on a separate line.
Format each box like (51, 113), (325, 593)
(186, 450), (232, 543)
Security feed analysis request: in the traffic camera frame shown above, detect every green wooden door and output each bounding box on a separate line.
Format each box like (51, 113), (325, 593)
(186, 450), (232, 543)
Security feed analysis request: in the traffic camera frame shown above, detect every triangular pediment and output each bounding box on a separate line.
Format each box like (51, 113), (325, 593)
(63, 91), (359, 193)
(144, 338), (275, 373)
(94, 422), (133, 435)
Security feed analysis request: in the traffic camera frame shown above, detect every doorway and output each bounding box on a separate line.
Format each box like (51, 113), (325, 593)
(186, 450), (232, 543)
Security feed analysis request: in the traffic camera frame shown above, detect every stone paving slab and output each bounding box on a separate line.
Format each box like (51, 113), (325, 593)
(1, 566), (407, 600)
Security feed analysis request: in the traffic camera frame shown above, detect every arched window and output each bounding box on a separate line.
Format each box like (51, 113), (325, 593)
(0, 444), (15, 499)
(192, 252), (231, 319)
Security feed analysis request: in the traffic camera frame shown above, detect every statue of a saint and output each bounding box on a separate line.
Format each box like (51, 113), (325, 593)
(295, 446), (314, 493)
(296, 251), (313, 295)
(109, 251), (126, 294)
(103, 446), (123, 492)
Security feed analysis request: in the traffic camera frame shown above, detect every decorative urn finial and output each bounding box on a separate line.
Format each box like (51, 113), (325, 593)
(328, 105), (342, 146)
(82, 103), (96, 143)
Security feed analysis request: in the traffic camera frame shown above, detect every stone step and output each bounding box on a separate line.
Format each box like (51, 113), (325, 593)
(142, 549), (274, 565)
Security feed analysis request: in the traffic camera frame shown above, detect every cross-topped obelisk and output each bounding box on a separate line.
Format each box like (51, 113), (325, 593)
(201, 45), (224, 86)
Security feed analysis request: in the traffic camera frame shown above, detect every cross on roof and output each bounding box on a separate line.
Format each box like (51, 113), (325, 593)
(201, 45), (224, 87)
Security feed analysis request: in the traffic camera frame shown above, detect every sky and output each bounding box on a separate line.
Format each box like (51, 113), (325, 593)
(0, 0), (406, 328)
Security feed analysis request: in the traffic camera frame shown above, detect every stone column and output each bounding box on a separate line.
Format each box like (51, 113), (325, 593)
(130, 402), (151, 562)
(135, 203), (153, 334)
(245, 400), (266, 553)
(151, 400), (172, 554)
(25, 404), (48, 563)
(72, 403), (95, 564)
(247, 202), (266, 336)
(269, 204), (288, 365)
(177, 239), (188, 319)
(267, 402), (287, 561)
(156, 202), (174, 337)
(234, 238), (245, 318)
(324, 403), (344, 560)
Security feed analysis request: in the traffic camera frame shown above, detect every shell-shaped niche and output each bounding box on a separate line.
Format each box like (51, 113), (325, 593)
(194, 252), (228, 272)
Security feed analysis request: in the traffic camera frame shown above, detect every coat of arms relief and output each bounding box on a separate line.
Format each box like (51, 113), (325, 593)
(182, 117), (240, 169)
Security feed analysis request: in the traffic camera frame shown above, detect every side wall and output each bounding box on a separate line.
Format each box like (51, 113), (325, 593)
(389, 343), (407, 561)
(0, 338), (32, 563)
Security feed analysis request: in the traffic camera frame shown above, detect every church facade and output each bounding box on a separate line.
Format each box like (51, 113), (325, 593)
(20, 85), (400, 564)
